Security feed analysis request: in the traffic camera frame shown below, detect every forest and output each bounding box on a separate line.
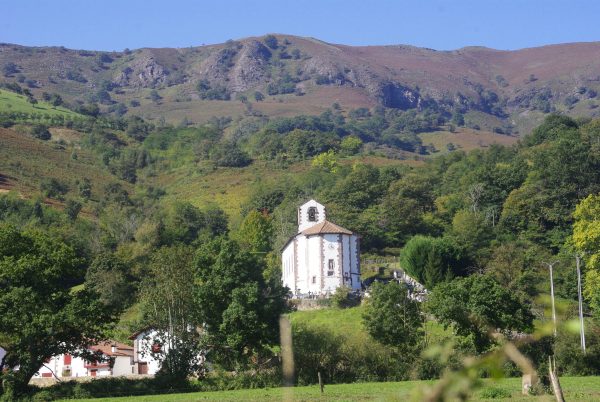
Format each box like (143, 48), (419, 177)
(2, 87), (600, 400)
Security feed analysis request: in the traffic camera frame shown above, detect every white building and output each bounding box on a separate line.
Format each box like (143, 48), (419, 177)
(32, 341), (135, 379)
(129, 328), (204, 375)
(282, 200), (361, 297)
(129, 329), (162, 375)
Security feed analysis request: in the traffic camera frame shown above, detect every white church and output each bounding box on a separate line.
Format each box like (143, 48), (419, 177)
(282, 200), (361, 297)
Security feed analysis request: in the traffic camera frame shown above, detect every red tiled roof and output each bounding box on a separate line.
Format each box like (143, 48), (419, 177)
(90, 341), (134, 357)
(301, 220), (353, 235)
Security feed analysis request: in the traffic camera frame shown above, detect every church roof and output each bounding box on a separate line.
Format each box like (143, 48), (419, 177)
(301, 220), (353, 236)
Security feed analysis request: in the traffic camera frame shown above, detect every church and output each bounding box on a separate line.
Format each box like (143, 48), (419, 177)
(281, 200), (361, 297)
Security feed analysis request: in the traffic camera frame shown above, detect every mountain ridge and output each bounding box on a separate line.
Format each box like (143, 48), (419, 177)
(2, 34), (600, 133)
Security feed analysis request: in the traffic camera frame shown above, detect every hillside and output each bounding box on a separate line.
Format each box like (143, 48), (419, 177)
(2, 35), (600, 134)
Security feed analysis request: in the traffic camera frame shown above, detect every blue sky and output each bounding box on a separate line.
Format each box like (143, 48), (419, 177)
(2, 0), (599, 51)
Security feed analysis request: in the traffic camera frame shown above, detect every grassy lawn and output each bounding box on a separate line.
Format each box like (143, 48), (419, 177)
(58, 376), (600, 401)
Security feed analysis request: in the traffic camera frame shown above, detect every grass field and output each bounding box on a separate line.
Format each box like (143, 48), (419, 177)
(0, 89), (79, 117)
(419, 127), (518, 155)
(58, 376), (600, 401)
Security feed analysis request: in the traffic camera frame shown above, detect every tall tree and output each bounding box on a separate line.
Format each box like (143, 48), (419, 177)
(194, 238), (287, 368)
(0, 225), (118, 396)
(362, 281), (423, 350)
(139, 245), (202, 381)
(427, 274), (534, 353)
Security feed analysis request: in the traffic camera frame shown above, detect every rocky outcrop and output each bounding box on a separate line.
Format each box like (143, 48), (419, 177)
(230, 40), (272, 92)
(113, 56), (168, 88)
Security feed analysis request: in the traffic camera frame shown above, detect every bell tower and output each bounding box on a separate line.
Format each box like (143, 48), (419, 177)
(297, 199), (326, 232)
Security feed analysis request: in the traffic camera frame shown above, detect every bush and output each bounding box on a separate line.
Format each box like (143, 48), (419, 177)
(264, 35), (278, 49)
(31, 124), (51, 140)
(479, 387), (511, 399)
(40, 178), (69, 200)
(330, 286), (360, 308)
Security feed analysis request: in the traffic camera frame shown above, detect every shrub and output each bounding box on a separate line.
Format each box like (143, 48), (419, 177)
(31, 124), (51, 140)
(264, 35), (278, 49)
(330, 286), (360, 308)
(479, 387), (511, 399)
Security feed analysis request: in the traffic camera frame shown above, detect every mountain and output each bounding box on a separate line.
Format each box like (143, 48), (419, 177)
(2, 34), (600, 134)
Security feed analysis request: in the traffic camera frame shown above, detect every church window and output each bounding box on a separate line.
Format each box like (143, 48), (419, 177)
(308, 207), (317, 222)
(312, 276), (316, 284)
(327, 259), (334, 276)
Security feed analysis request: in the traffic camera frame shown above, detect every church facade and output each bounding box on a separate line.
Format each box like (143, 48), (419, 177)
(281, 200), (361, 296)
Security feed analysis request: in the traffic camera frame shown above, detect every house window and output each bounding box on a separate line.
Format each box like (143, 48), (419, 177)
(327, 259), (334, 276)
(308, 207), (317, 222)
(312, 276), (317, 284)
(151, 343), (162, 353)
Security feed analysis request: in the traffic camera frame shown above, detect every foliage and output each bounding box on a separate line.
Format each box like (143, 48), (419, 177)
(427, 274), (534, 353)
(363, 282), (423, 350)
(30, 124), (51, 140)
(330, 286), (360, 308)
(400, 235), (469, 288)
(140, 245), (203, 381)
(311, 150), (339, 173)
(0, 225), (119, 396)
(194, 238), (287, 368)
(236, 210), (274, 253)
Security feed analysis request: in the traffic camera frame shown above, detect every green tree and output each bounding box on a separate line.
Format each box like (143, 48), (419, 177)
(572, 193), (600, 317)
(31, 124), (51, 140)
(400, 235), (468, 288)
(236, 210), (274, 253)
(85, 252), (134, 308)
(427, 274), (534, 353)
(0, 225), (118, 396)
(194, 238), (287, 368)
(363, 282), (423, 350)
(65, 199), (82, 221)
(340, 136), (362, 155)
(311, 150), (339, 173)
(140, 245), (202, 381)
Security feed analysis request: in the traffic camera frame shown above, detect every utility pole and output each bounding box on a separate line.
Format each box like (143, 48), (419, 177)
(543, 261), (560, 336)
(576, 254), (586, 354)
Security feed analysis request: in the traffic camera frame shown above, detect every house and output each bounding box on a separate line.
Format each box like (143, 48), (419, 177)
(129, 328), (205, 376)
(282, 199), (361, 297)
(32, 341), (135, 379)
(129, 328), (162, 375)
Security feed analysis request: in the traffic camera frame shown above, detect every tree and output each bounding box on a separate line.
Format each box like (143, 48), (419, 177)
(31, 124), (51, 140)
(140, 245), (202, 381)
(194, 238), (287, 368)
(340, 136), (362, 155)
(264, 34), (278, 49)
(400, 235), (468, 288)
(311, 150), (339, 173)
(2, 62), (19, 77)
(65, 199), (82, 221)
(572, 193), (600, 317)
(236, 209), (274, 253)
(363, 281), (423, 350)
(85, 252), (134, 308)
(427, 274), (534, 353)
(254, 91), (264, 102)
(0, 225), (118, 396)
(149, 90), (162, 103)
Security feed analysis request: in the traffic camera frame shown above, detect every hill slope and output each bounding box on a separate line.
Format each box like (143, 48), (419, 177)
(2, 36), (600, 132)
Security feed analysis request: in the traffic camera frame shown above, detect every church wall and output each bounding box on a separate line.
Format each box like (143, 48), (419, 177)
(322, 234), (342, 294)
(281, 241), (296, 293)
(306, 235), (323, 294)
